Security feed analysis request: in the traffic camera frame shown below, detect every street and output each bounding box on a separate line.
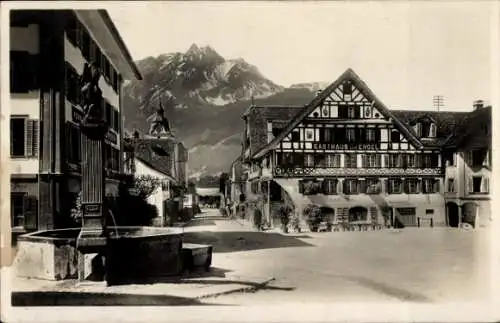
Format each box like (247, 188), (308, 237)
(184, 208), (492, 305)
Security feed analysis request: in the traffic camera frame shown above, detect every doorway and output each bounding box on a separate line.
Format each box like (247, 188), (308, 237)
(446, 202), (459, 227)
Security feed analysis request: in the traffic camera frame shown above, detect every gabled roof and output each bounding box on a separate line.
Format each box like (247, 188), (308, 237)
(132, 138), (177, 181)
(392, 110), (470, 147)
(135, 155), (176, 181)
(445, 106), (491, 149)
(253, 68), (423, 158)
(245, 105), (304, 156)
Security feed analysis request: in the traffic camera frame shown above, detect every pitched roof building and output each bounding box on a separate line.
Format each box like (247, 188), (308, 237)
(239, 68), (491, 230)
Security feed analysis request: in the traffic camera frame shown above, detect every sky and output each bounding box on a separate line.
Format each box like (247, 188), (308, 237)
(107, 1), (496, 112)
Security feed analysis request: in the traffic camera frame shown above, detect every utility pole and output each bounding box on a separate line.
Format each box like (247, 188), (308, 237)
(433, 95), (444, 113)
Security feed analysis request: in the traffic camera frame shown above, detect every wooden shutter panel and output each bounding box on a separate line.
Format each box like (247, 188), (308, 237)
(384, 179), (389, 194)
(361, 154), (367, 168)
(434, 179), (440, 194)
(32, 119), (39, 157)
(359, 180), (366, 193)
(321, 180), (328, 195)
(23, 196), (38, 230)
(383, 155), (389, 168)
(25, 118), (33, 157)
(298, 180), (304, 194)
(467, 177), (473, 193)
(403, 179), (408, 194)
(483, 150), (489, 167)
(482, 177), (489, 193)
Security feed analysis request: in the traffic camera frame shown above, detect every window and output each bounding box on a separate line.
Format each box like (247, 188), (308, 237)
(343, 179), (359, 194)
(65, 63), (81, 106)
(10, 51), (39, 93)
(66, 123), (81, 165)
(426, 209), (434, 215)
(345, 154), (357, 168)
(429, 124), (437, 137)
(388, 178), (402, 194)
(304, 129), (314, 141)
(421, 154), (438, 168)
(406, 154), (417, 168)
(300, 180), (321, 195)
(468, 149), (488, 167)
(362, 154), (381, 168)
(113, 109), (120, 132)
(422, 178), (440, 194)
(323, 179), (338, 195)
(390, 130), (400, 142)
(405, 179), (419, 194)
(389, 154), (403, 168)
(366, 128), (376, 142)
(272, 127), (282, 137)
(365, 178), (380, 194)
(10, 193), (37, 230)
(447, 178), (455, 193)
(347, 106), (356, 119)
(11, 118), (26, 157)
(338, 104), (348, 118)
(11, 193), (25, 228)
(346, 128), (356, 142)
(326, 154), (341, 168)
(291, 131), (300, 142)
(10, 117), (39, 158)
(472, 177), (482, 193)
(304, 153), (314, 167)
(445, 152), (455, 166)
(81, 27), (91, 61)
(320, 128), (332, 143)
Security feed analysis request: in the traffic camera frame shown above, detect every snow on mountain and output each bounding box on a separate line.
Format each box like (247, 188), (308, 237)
(289, 81), (330, 92)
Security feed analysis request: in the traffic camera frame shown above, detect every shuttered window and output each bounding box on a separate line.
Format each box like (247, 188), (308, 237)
(10, 51), (39, 93)
(322, 179), (338, 195)
(10, 117), (39, 158)
(365, 178), (380, 194)
(11, 193), (37, 230)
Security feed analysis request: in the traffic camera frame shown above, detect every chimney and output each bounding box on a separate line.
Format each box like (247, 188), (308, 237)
(473, 100), (484, 110)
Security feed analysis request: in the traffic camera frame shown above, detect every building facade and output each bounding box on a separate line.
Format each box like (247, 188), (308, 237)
(9, 10), (142, 237)
(241, 69), (492, 228)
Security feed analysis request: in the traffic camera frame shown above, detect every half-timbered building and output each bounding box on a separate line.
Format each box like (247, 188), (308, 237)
(241, 68), (491, 228)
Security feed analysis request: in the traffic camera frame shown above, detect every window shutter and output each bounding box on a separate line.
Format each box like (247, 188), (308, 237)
(482, 177), (489, 193)
(321, 180), (328, 195)
(383, 155), (389, 168)
(417, 179), (422, 193)
(361, 154), (367, 168)
(23, 196), (38, 230)
(453, 153), (457, 166)
(32, 119), (39, 157)
(341, 180), (347, 194)
(25, 119), (33, 157)
(298, 180), (304, 194)
(359, 180), (366, 194)
(468, 177), (473, 193)
(483, 150), (489, 167)
(384, 179), (389, 194)
(433, 179), (440, 194)
(376, 154), (381, 167)
(403, 179), (408, 194)
(466, 151), (473, 165)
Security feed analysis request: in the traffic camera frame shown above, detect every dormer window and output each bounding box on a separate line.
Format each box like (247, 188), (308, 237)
(415, 123), (422, 137)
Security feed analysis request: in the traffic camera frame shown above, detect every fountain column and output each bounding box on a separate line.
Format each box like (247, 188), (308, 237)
(75, 63), (109, 281)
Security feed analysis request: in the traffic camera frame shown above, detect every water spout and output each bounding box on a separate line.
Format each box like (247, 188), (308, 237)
(108, 209), (120, 238)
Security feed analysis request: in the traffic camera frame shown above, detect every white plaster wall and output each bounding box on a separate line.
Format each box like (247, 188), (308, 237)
(63, 34), (119, 109)
(135, 159), (174, 220)
(10, 159), (38, 174)
(274, 178), (446, 226)
(10, 25), (39, 54)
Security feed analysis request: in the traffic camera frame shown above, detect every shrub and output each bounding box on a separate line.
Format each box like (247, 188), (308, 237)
(303, 204), (322, 232)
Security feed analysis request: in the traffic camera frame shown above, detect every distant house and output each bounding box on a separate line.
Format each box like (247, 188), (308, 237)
(229, 156), (245, 203)
(196, 187), (223, 208)
(123, 132), (189, 224)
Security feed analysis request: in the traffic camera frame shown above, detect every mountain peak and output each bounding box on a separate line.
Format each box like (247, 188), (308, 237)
(187, 43), (201, 54)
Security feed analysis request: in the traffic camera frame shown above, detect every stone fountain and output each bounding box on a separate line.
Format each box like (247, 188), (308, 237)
(14, 63), (211, 286)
